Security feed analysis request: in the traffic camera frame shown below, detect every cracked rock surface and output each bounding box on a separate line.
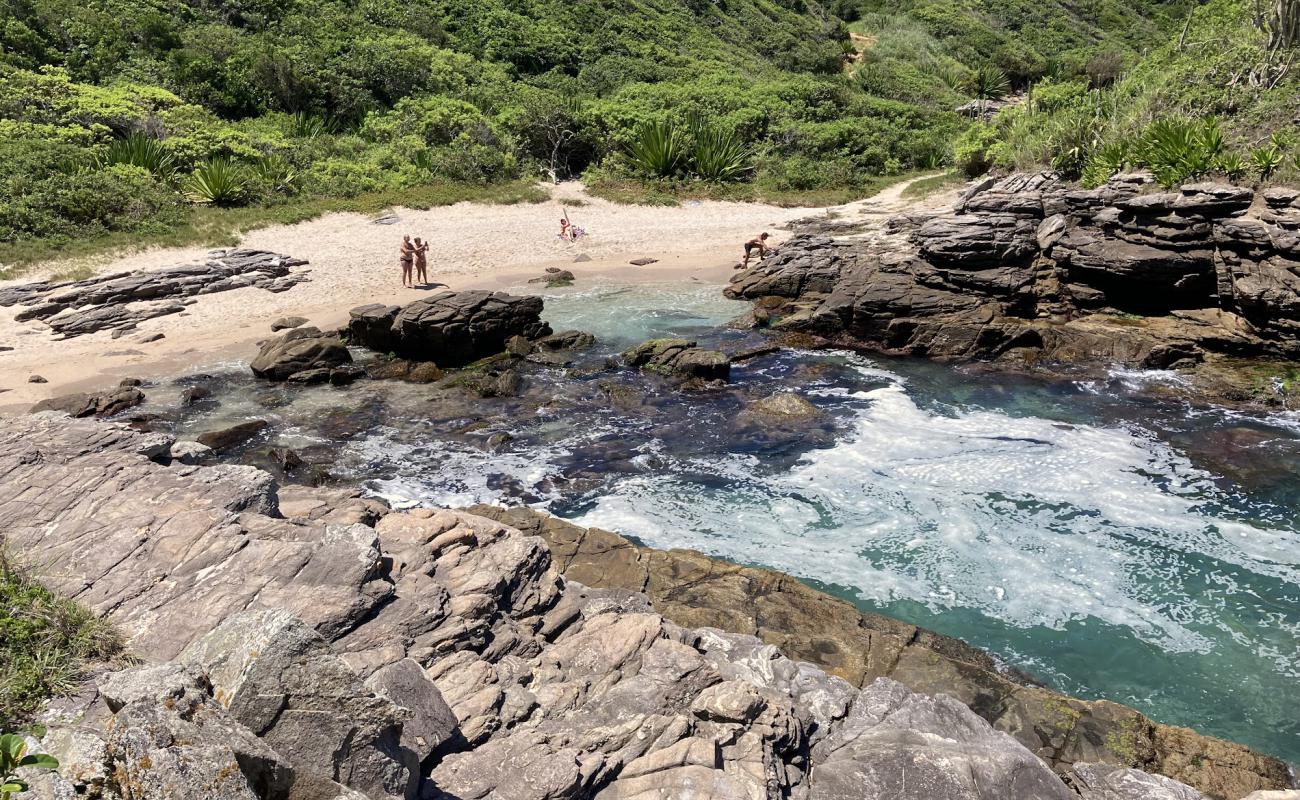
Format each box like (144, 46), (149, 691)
(1, 415), (1291, 800)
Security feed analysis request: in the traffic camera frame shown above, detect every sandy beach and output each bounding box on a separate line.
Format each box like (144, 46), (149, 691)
(0, 176), (946, 413)
(0, 179), (934, 412)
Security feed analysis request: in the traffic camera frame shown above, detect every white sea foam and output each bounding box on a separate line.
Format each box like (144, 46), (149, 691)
(570, 383), (1300, 656)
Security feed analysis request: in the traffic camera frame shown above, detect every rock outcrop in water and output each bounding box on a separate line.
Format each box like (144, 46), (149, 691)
(623, 337), (731, 382)
(347, 291), (552, 366)
(1, 415), (1292, 800)
(727, 173), (1300, 405)
(250, 325), (358, 383)
(0, 250), (309, 339)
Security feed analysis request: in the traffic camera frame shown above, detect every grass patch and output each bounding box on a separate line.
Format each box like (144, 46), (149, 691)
(0, 180), (547, 282)
(586, 173), (918, 208)
(900, 170), (967, 200)
(1, 549), (126, 729)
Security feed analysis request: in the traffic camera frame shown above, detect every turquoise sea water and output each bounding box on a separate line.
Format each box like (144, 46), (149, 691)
(157, 281), (1300, 763)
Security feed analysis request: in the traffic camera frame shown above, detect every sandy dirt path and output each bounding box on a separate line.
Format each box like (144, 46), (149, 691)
(0, 177), (949, 412)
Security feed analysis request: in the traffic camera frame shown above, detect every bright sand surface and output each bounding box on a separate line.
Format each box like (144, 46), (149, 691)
(0, 178), (939, 412)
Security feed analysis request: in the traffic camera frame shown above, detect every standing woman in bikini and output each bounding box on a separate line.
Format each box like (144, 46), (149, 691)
(399, 234), (415, 287)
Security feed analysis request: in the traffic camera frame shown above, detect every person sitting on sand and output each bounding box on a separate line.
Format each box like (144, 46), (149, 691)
(400, 235), (414, 287)
(741, 232), (771, 269)
(413, 237), (429, 285)
(560, 218), (573, 242)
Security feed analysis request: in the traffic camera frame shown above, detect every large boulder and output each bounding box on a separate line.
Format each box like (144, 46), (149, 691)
(251, 326), (353, 381)
(809, 678), (1077, 800)
(347, 291), (551, 366)
(181, 610), (420, 800)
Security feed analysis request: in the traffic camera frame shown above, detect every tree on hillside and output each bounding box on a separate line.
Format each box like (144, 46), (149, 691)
(1269, 0), (1300, 48)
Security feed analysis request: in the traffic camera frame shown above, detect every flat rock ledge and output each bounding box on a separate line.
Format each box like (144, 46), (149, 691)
(727, 173), (1300, 407)
(0, 415), (1292, 800)
(0, 249), (309, 339)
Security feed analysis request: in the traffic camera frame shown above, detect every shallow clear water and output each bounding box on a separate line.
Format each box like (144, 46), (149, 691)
(149, 281), (1300, 763)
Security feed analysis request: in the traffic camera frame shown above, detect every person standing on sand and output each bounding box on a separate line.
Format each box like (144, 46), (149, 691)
(741, 232), (770, 269)
(413, 237), (429, 286)
(400, 235), (414, 287)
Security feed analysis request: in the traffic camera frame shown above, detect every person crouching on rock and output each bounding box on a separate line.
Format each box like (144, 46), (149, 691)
(413, 237), (429, 286)
(741, 232), (771, 269)
(400, 235), (415, 287)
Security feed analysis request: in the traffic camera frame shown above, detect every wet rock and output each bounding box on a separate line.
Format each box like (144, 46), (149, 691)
(623, 338), (730, 382)
(348, 291), (551, 367)
(368, 358), (445, 383)
(746, 391), (821, 420)
(536, 330), (596, 352)
(251, 326), (353, 381)
(629, 257), (658, 266)
(269, 446), (303, 471)
(179, 384), (212, 406)
(272, 315), (309, 331)
(528, 269), (575, 285)
(30, 386), (145, 418)
(196, 419), (269, 452)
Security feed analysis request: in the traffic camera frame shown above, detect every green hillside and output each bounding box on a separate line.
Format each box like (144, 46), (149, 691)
(0, 0), (1200, 259)
(954, 0), (1300, 186)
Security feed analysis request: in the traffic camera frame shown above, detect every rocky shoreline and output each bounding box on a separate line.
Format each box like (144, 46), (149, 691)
(726, 173), (1300, 410)
(1, 414), (1294, 800)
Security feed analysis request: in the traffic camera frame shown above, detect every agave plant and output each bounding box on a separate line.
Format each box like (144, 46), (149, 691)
(1139, 117), (1220, 188)
(252, 155), (300, 194)
(97, 132), (176, 180)
(1215, 151), (1249, 181)
(184, 158), (249, 206)
(626, 120), (686, 178)
(1250, 145), (1285, 181)
(964, 65), (1010, 115)
(1080, 140), (1130, 187)
(688, 119), (753, 181)
(289, 112), (340, 139)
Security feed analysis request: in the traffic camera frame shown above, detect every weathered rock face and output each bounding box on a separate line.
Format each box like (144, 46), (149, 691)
(2, 417), (1291, 800)
(727, 173), (1300, 398)
(622, 338), (731, 382)
(347, 291), (552, 366)
(0, 250), (309, 339)
(250, 326), (354, 382)
(471, 505), (1295, 800)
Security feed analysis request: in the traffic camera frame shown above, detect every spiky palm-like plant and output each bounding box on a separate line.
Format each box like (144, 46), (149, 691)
(1215, 152), (1249, 181)
(689, 120), (753, 181)
(1250, 145), (1285, 181)
(184, 158), (249, 206)
(964, 65), (1010, 115)
(1139, 117), (1221, 188)
(626, 120), (686, 178)
(97, 132), (176, 180)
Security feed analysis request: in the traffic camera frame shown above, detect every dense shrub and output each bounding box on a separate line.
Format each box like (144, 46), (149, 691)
(954, 122), (1001, 176)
